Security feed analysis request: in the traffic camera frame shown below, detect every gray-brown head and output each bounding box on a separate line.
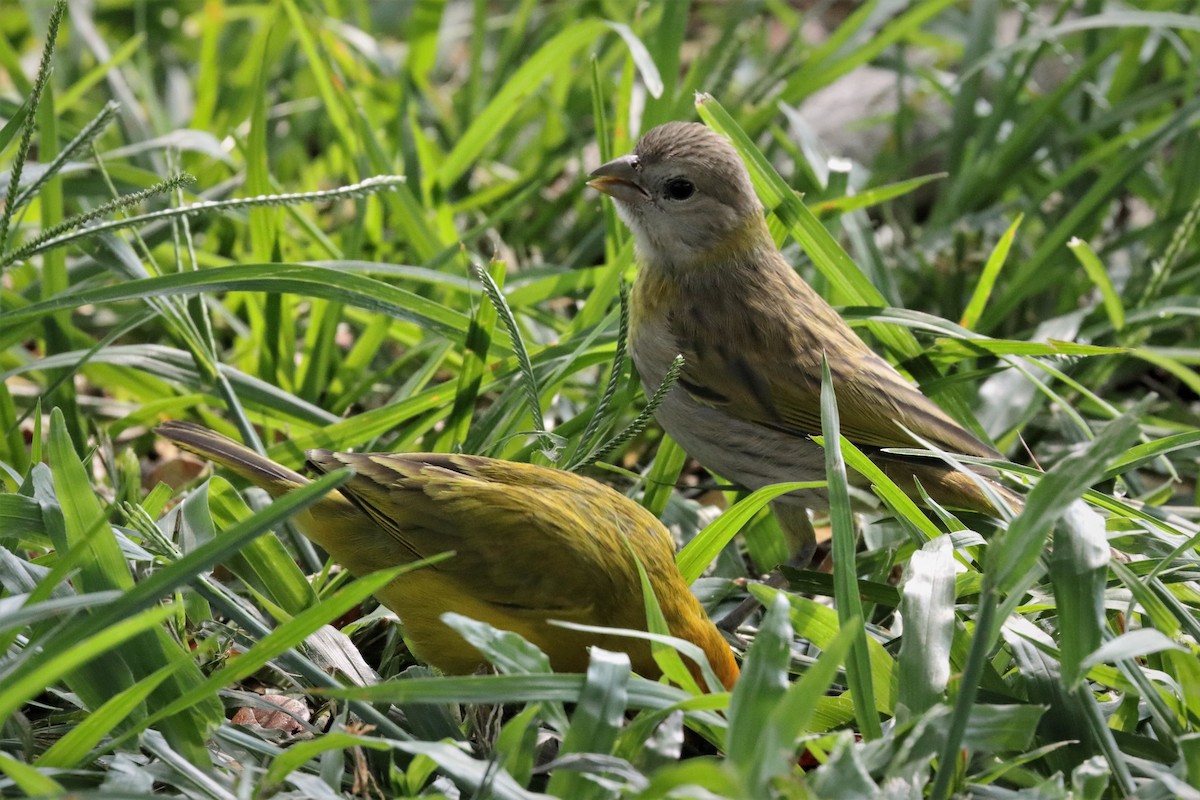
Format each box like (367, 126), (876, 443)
(588, 122), (765, 271)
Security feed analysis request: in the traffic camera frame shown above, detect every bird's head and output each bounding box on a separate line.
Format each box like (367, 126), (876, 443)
(588, 122), (766, 273)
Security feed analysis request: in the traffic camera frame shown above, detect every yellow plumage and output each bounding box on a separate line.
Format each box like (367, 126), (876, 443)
(158, 421), (738, 690)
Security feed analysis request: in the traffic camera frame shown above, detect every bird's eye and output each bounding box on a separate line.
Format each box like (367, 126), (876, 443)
(663, 178), (695, 201)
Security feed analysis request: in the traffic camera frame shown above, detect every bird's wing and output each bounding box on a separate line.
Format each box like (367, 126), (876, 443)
(311, 452), (666, 623)
(672, 266), (999, 459)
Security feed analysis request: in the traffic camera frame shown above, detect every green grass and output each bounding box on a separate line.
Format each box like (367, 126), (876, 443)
(2, 1), (1199, 797)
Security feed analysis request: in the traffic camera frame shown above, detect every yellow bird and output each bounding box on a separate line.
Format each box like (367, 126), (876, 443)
(158, 421), (739, 690)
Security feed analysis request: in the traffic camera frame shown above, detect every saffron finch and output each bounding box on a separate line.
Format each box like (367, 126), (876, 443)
(158, 421), (738, 690)
(589, 122), (1015, 564)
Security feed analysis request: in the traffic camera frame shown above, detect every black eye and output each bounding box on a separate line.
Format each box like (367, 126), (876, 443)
(663, 178), (695, 201)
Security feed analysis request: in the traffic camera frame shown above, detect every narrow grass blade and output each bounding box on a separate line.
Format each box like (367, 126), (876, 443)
(640, 432), (686, 518)
(0, 591), (120, 634)
(820, 356), (881, 740)
(829, 436), (942, 542)
(1068, 237), (1125, 331)
(48, 406), (131, 591)
(676, 480), (819, 584)
(1081, 630), (1187, 674)
(264, 731), (401, 788)
(1, 176), (405, 268)
(320, 673), (726, 731)
(0, 751), (63, 796)
(812, 172), (947, 217)
(627, 536), (701, 692)
(197, 479), (320, 616)
(960, 214), (1023, 330)
(1103, 430), (1200, 479)
(0, 263), (476, 348)
(726, 593), (792, 784)
(441, 259), (502, 448)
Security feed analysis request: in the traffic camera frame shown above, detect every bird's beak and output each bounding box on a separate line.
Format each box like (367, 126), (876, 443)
(587, 154), (649, 203)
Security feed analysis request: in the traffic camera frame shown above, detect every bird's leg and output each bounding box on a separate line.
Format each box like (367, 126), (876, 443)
(717, 505), (816, 634)
(465, 665), (505, 756)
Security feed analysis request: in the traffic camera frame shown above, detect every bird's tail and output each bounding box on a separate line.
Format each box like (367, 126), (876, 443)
(156, 420), (308, 496)
(878, 455), (1024, 518)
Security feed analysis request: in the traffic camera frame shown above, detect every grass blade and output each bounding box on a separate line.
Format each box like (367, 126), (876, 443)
(820, 356), (881, 740)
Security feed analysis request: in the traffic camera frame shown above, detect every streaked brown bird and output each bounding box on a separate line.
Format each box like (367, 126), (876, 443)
(589, 122), (1015, 564)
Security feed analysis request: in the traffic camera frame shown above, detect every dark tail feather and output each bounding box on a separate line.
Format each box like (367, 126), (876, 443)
(156, 420), (307, 495)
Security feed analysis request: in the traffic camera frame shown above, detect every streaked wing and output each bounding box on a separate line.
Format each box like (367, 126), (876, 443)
(310, 452), (653, 620)
(672, 258), (998, 458)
